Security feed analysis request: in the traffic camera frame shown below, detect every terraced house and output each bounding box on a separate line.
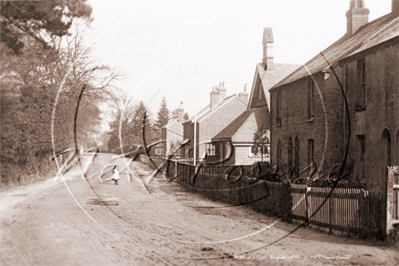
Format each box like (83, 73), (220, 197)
(269, 0), (399, 192)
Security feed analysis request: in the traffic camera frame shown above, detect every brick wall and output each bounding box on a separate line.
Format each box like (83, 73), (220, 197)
(234, 145), (269, 165)
(165, 120), (184, 156)
(250, 76), (268, 109)
(270, 69), (344, 178)
(343, 39), (399, 192)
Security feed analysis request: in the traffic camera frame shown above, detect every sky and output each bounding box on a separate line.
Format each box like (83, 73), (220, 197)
(86, 0), (392, 120)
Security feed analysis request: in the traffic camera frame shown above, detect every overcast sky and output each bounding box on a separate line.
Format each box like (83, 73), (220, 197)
(86, 0), (392, 118)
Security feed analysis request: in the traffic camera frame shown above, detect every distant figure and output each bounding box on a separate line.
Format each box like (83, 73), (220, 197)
(103, 165), (120, 185)
(112, 165), (120, 185)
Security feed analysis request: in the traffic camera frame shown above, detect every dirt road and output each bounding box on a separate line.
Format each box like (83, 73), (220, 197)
(1, 154), (398, 265)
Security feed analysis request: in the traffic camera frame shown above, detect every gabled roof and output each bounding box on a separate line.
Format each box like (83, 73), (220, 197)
(271, 13), (399, 90)
(163, 117), (186, 129)
(163, 118), (178, 129)
(212, 107), (269, 141)
(186, 94), (247, 123)
(248, 63), (300, 110)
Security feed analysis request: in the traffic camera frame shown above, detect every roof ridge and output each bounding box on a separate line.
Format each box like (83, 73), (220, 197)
(270, 12), (398, 90)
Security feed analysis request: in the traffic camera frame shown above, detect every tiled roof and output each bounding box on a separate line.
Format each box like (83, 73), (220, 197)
(212, 107), (269, 141)
(271, 13), (399, 90)
(187, 94), (240, 122)
(258, 63), (301, 91)
(163, 118), (177, 129)
(256, 63), (301, 109)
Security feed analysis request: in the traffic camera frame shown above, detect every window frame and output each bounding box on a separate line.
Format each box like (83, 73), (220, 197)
(355, 59), (366, 111)
(206, 143), (216, 156)
(307, 79), (315, 120)
(276, 91), (282, 126)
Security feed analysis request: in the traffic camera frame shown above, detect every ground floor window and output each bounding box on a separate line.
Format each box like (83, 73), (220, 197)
(206, 143), (216, 156)
(250, 145), (270, 157)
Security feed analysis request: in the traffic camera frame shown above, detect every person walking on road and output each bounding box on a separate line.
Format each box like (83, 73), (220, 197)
(112, 165), (120, 185)
(103, 165), (120, 185)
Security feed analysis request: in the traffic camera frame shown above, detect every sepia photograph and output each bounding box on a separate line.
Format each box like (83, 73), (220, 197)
(1, 0), (398, 265)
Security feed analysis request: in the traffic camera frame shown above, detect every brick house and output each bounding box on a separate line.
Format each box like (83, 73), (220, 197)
(269, 0), (399, 189)
(160, 103), (185, 158)
(181, 83), (248, 163)
(210, 28), (299, 166)
(338, 2), (399, 191)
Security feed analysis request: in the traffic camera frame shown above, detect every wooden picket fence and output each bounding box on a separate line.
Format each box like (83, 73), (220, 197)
(387, 166), (399, 238)
(162, 160), (386, 240)
(290, 185), (384, 239)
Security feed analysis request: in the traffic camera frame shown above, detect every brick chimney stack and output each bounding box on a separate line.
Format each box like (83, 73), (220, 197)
(239, 84), (249, 103)
(210, 86), (220, 110)
(177, 102), (184, 122)
(262, 28), (274, 71)
(393, 0), (399, 16)
(346, 0), (369, 35)
(218, 82), (227, 98)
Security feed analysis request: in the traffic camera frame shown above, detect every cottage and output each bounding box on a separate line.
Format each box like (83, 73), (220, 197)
(181, 83), (248, 163)
(161, 102), (185, 157)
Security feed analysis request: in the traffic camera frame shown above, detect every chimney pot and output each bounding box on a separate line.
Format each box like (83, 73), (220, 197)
(218, 82), (227, 98)
(393, 0), (399, 15)
(177, 103), (184, 122)
(262, 28), (274, 71)
(239, 84), (249, 103)
(346, 0), (369, 35)
(210, 87), (220, 110)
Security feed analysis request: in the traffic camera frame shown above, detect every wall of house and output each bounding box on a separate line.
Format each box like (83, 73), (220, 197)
(270, 70), (344, 178)
(182, 121), (196, 159)
(165, 121), (184, 156)
(234, 145), (269, 165)
(250, 76), (268, 109)
(232, 112), (258, 143)
(198, 97), (247, 157)
(344, 38), (399, 192)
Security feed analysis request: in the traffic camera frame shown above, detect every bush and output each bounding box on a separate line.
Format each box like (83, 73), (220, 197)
(1, 153), (58, 191)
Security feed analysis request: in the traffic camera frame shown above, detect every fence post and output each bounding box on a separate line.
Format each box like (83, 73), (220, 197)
(305, 186), (311, 226)
(386, 166), (399, 237)
(329, 190), (334, 234)
(175, 161), (178, 179)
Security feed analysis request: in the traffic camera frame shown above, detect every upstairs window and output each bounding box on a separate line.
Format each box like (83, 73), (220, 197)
(276, 91), (281, 126)
(294, 137), (300, 177)
(307, 79), (314, 119)
(356, 59), (366, 111)
(288, 137), (293, 175)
